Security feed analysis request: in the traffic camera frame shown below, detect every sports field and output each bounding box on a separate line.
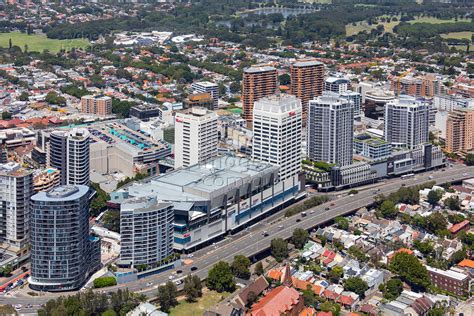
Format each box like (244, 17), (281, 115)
(441, 31), (473, 40)
(0, 32), (90, 53)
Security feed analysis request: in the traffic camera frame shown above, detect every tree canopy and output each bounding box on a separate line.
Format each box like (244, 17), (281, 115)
(207, 261), (235, 293)
(389, 252), (430, 290)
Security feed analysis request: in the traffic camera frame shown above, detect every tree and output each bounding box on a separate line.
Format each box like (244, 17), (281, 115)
(278, 73), (290, 86)
(334, 217), (349, 230)
(18, 92), (29, 101)
(246, 291), (258, 308)
(343, 277), (369, 298)
(1, 111), (12, 120)
(444, 196), (461, 211)
(389, 252), (429, 290)
(255, 261), (264, 276)
(270, 238), (288, 262)
(291, 228), (309, 249)
(101, 309), (117, 316)
(157, 281), (178, 313)
(327, 266), (343, 283)
(465, 153), (474, 166)
(449, 249), (467, 266)
(413, 240), (434, 256)
(320, 301), (341, 316)
(427, 189), (443, 206)
(302, 284), (316, 307)
(383, 278), (403, 300)
(207, 261), (235, 293)
(379, 200), (398, 219)
(425, 212), (448, 235)
(90, 182), (110, 216)
(183, 274), (202, 302)
(231, 255), (251, 280)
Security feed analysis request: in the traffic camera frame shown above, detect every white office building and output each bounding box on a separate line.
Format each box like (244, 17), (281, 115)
(252, 94), (302, 180)
(192, 81), (219, 109)
(384, 97), (429, 149)
(174, 107), (218, 169)
(307, 94), (354, 166)
(120, 196), (174, 268)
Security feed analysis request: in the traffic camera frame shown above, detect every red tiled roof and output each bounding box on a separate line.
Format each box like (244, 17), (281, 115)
(299, 307), (317, 316)
(337, 295), (355, 306)
(323, 289), (339, 301)
(267, 269), (282, 281)
(250, 286), (301, 316)
(458, 259), (474, 269)
(449, 220), (470, 234)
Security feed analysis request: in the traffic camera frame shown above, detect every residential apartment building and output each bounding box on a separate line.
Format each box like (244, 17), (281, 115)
(252, 94), (302, 180)
(174, 107), (218, 169)
(0, 162), (33, 254)
(433, 95), (474, 112)
(390, 74), (444, 97)
(33, 168), (60, 192)
(48, 128), (90, 186)
(446, 108), (474, 153)
(81, 95), (112, 116)
(307, 94), (354, 166)
(242, 65), (278, 123)
(289, 59), (324, 121)
(185, 93), (214, 110)
(384, 97), (430, 149)
(29, 185), (100, 292)
(427, 266), (470, 297)
(354, 134), (392, 161)
(191, 81), (219, 109)
(119, 196), (174, 268)
(325, 77), (350, 94)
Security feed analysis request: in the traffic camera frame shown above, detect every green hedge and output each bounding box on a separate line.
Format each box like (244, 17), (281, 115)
(93, 276), (117, 288)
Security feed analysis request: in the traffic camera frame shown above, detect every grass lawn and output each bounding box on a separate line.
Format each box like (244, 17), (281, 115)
(408, 16), (471, 24)
(441, 31), (474, 40)
(169, 290), (231, 316)
(346, 15), (472, 36)
(0, 32), (90, 53)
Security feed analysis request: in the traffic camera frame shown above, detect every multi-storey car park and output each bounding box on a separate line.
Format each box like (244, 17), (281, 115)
(89, 121), (171, 177)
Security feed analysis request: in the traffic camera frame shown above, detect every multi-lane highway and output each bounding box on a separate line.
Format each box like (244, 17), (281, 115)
(4, 164), (474, 313)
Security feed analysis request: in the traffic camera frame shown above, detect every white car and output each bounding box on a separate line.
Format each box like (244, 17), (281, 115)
(175, 280), (182, 286)
(14, 304), (22, 311)
(168, 275), (174, 280)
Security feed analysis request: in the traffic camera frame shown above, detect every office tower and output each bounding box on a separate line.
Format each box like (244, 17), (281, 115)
(48, 128), (90, 186)
(307, 94), (354, 166)
(290, 60), (324, 120)
(384, 97), (429, 149)
(120, 196), (174, 268)
(242, 65), (278, 123)
(252, 94), (302, 180)
(29, 185), (100, 291)
(0, 163), (33, 253)
(446, 108), (474, 153)
(191, 81), (219, 109)
(325, 77), (351, 94)
(81, 95), (112, 116)
(174, 107), (218, 169)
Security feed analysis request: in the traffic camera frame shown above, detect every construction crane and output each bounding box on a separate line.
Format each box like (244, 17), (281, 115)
(396, 67), (415, 96)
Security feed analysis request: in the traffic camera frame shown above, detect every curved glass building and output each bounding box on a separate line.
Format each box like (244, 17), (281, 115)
(29, 185), (100, 291)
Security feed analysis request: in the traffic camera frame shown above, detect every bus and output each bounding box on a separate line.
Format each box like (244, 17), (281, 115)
(401, 173), (415, 180)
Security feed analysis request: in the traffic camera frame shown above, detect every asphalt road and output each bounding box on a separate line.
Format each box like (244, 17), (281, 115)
(5, 164), (474, 313)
